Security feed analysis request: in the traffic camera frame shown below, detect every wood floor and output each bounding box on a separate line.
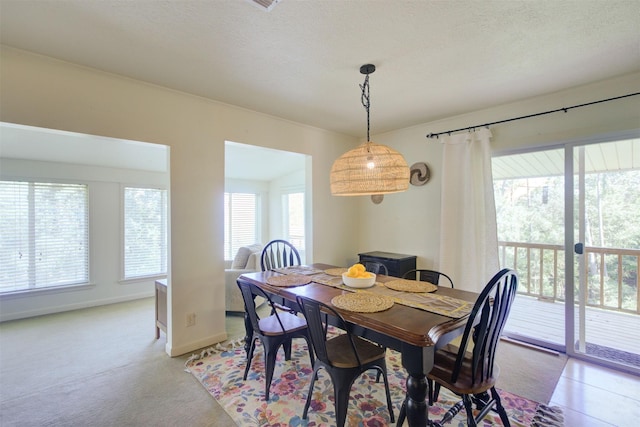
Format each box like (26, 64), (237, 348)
(506, 294), (640, 426)
(550, 358), (640, 426)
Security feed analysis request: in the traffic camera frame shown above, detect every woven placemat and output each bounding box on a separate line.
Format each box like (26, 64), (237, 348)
(266, 274), (312, 287)
(384, 279), (438, 293)
(331, 292), (394, 313)
(324, 267), (348, 276)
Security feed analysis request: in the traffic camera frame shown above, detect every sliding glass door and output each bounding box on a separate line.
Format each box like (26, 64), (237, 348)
(494, 147), (566, 350)
(494, 135), (640, 374)
(568, 140), (640, 373)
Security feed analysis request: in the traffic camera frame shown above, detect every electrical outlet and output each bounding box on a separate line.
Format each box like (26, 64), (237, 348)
(186, 312), (196, 327)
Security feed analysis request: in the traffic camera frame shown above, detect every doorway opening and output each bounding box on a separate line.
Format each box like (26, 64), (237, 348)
(0, 122), (169, 321)
(224, 141), (311, 263)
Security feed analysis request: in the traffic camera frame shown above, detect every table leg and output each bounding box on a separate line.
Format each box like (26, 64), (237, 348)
(400, 345), (438, 427)
(405, 373), (429, 426)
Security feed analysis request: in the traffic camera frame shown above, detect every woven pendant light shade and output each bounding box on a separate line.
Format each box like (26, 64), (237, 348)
(330, 141), (410, 196)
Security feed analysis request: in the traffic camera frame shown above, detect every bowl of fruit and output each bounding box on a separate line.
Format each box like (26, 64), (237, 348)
(342, 263), (376, 288)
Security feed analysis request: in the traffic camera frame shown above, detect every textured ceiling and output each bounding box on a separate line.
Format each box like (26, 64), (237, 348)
(1, 0), (639, 138)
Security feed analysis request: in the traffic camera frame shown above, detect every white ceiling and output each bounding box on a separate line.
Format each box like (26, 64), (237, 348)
(0, 122), (169, 172)
(1, 1), (639, 181)
(1, 0), (639, 139)
(225, 140), (306, 181)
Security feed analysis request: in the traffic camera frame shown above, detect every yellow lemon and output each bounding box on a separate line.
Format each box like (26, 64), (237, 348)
(353, 263), (365, 272)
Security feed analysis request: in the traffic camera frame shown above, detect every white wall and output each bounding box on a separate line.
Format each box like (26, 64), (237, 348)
(0, 46), (360, 356)
(268, 169), (305, 236)
(3, 44), (636, 356)
(0, 158), (168, 321)
(361, 72), (640, 276)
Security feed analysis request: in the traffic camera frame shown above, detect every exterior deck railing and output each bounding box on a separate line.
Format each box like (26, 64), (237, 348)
(498, 241), (640, 315)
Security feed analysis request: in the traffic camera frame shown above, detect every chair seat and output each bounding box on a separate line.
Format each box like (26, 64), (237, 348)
(428, 343), (500, 395)
(258, 312), (308, 336)
(326, 334), (386, 368)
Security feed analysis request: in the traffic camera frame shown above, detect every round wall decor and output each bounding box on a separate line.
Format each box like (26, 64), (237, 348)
(371, 194), (384, 204)
(410, 162), (430, 186)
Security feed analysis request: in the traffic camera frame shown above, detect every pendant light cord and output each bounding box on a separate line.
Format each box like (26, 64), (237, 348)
(360, 74), (371, 143)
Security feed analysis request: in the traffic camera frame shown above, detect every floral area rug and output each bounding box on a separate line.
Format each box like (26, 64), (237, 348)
(185, 339), (564, 426)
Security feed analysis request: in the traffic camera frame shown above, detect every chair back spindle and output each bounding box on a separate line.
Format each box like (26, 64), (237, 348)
(261, 239), (301, 271)
(453, 269), (518, 385)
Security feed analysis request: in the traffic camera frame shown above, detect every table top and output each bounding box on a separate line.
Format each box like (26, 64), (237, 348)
(238, 263), (477, 349)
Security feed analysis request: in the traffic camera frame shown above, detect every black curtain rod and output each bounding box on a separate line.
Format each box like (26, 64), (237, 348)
(426, 92), (640, 139)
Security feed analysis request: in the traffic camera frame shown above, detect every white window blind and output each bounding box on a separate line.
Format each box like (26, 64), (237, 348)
(284, 192), (305, 250)
(123, 187), (167, 279)
(224, 193), (258, 259)
(0, 180), (89, 293)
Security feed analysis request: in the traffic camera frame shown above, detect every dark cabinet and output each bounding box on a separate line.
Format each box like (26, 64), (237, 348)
(358, 251), (417, 278)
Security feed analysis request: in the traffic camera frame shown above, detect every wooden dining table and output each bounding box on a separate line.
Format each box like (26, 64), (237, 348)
(237, 263), (479, 427)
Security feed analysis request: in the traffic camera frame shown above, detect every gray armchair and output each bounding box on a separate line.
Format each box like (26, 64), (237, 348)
(225, 244), (263, 312)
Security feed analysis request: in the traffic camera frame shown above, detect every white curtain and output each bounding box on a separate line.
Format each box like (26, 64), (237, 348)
(438, 128), (499, 293)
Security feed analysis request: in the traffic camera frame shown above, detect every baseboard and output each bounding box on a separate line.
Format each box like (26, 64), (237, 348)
(167, 331), (229, 357)
(0, 291), (155, 322)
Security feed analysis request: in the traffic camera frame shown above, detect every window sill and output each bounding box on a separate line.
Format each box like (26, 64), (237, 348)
(119, 274), (167, 285)
(0, 283), (96, 300)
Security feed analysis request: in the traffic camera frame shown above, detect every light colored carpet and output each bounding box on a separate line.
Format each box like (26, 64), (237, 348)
(0, 298), (235, 427)
(0, 298), (566, 426)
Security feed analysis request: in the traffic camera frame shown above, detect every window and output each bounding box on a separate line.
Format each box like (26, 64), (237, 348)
(0, 180), (89, 293)
(224, 192), (258, 260)
(123, 187), (168, 279)
(283, 192), (305, 251)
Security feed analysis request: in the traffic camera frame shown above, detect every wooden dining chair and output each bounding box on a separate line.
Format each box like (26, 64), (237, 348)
(397, 268), (518, 427)
(364, 261), (388, 276)
(402, 269), (454, 288)
(260, 239), (301, 271)
(237, 280), (314, 401)
(296, 295), (395, 427)
(260, 239), (303, 313)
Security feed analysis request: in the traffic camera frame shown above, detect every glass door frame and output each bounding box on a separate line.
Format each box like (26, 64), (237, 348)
(564, 129), (640, 374)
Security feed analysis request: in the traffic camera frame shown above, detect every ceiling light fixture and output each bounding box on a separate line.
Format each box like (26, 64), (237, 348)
(248, 0), (281, 12)
(330, 64), (409, 196)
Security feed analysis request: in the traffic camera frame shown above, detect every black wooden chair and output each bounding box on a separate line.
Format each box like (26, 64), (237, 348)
(397, 268), (518, 426)
(364, 261), (388, 276)
(296, 295), (395, 427)
(237, 280), (314, 401)
(260, 239), (301, 271)
(402, 269), (454, 288)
